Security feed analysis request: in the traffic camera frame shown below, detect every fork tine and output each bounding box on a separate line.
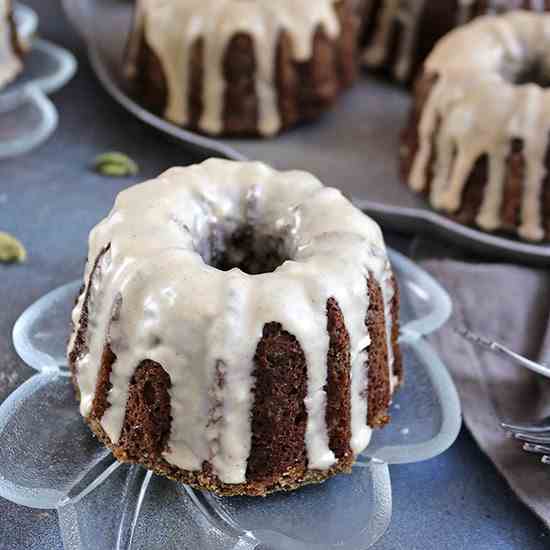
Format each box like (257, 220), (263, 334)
(513, 432), (550, 445)
(501, 421), (550, 435)
(523, 443), (550, 455)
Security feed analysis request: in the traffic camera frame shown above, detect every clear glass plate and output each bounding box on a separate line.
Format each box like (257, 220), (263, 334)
(2, 249), (460, 550)
(0, 4), (77, 158)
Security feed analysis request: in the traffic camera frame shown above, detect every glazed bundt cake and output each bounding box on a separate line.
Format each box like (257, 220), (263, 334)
(67, 159), (402, 496)
(401, 11), (550, 242)
(0, 0), (22, 89)
(360, 0), (550, 83)
(124, 0), (359, 137)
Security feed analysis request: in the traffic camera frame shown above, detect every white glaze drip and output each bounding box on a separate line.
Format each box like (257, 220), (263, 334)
(363, 0), (427, 82)
(361, 0), (545, 82)
(408, 11), (550, 242)
(0, 0), (21, 90)
(128, 0), (341, 136)
(68, 159), (396, 484)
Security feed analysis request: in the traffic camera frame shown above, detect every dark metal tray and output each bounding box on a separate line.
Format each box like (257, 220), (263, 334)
(62, 0), (550, 265)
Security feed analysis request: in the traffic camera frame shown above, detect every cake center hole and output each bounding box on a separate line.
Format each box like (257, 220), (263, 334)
(206, 225), (290, 275)
(512, 60), (550, 88)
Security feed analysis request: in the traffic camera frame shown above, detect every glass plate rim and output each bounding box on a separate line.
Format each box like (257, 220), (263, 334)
(13, 2), (38, 41)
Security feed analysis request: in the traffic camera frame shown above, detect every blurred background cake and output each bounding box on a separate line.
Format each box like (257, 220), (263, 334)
(401, 11), (550, 242)
(360, 0), (550, 83)
(0, 0), (22, 89)
(124, 0), (359, 137)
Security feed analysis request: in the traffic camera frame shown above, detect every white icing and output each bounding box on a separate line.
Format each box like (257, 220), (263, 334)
(363, 0), (427, 82)
(0, 0), (21, 90)
(127, 0), (341, 136)
(67, 159), (396, 484)
(361, 0), (548, 82)
(408, 11), (550, 242)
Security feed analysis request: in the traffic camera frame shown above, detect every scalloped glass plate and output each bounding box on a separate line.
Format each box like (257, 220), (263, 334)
(0, 4), (77, 158)
(3, 249), (460, 550)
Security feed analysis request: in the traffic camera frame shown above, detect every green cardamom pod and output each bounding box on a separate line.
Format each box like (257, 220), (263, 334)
(0, 232), (27, 264)
(93, 152), (139, 177)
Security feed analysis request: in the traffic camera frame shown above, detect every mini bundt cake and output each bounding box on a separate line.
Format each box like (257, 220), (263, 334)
(67, 159), (402, 496)
(0, 0), (22, 89)
(360, 0), (550, 83)
(124, 0), (359, 137)
(401, 11), (550, 242)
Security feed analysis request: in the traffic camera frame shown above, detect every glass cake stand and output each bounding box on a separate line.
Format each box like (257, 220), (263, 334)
(0, 4), (77, 158)
(1, 249), (460, 550)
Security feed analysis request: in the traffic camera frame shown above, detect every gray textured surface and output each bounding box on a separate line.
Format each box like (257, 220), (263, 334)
(0, 1), (548, 548)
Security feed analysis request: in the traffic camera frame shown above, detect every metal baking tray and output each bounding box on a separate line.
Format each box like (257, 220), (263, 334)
(62, 0), (550, 265)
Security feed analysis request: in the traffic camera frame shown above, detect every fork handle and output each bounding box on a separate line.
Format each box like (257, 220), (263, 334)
(491, 342), (550, 379)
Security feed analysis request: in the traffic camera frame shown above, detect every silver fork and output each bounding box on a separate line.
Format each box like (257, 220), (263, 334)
(457, 327), (550, 465)
(501, 420), (550, 465)
(456, 327), (550, 378)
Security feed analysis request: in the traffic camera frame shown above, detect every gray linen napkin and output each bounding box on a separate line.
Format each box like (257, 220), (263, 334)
(412, 239), (550, 527)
